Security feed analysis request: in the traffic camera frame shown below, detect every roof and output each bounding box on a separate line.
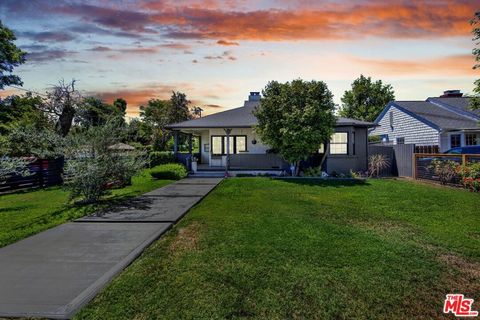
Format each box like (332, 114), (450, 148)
(378, 97), (479, 131)
(167, 101), (376, 129)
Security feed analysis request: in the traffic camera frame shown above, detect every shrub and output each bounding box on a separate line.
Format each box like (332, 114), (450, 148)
(150, 163), (188, 180)
(303, 166), (322, 177)
(149, 151), (175, 167)
(0, 156), (31, 183)
(63, 120), (146, 203)
(456, 162), (480, 192)
(428, 159), (458, 185)
(368, 154), (390, 177)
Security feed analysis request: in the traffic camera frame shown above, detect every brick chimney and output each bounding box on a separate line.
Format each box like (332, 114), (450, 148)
(440, 90), (463, 98)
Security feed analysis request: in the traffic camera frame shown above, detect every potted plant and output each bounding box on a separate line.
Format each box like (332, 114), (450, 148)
(191, 156), (198, 173)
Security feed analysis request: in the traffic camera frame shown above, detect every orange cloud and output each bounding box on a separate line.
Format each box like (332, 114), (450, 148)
(354, 54), (476, 76)
(145, 1), (476, 40)
(217, 40), (239, 46)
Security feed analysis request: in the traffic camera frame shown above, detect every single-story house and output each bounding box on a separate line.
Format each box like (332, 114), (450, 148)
(370, 90), (480, 152)
(167, 92), (375, 175)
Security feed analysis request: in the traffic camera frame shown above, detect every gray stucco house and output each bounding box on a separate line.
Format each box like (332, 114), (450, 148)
(168, 92), (375, 175)
(370, 90), (480, 152)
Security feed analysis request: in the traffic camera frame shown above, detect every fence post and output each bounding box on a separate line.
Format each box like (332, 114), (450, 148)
(462, 154), (467, 166)
(412, 154), (416, 179)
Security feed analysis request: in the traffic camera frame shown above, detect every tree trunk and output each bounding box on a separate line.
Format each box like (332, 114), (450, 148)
(295, 160), (301, 176)
(318, 142), (329, 172)
(57, 106), (75, 137)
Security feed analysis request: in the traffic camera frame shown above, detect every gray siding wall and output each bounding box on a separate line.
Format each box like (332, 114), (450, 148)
(370, 105), (439, 145)
(325, 126), (368, 174)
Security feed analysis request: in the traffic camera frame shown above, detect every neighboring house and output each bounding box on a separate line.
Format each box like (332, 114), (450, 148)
(167, 92), (375, 175)
(370, 90), (480, 152)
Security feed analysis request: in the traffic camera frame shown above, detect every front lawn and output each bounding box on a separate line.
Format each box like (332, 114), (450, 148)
(0, 166), (173, 248)
(76, 178), (479, 319)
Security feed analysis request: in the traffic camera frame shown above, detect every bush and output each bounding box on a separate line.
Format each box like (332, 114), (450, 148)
(150, 163), (188, 180)
(368, 154), (390, 177)
(149, 151), (175, 167)
(0, 156), (31, 183)
(303, 166), (322, 177)
(456, 162), (480, 192)
(428, 159), (457, 185)
(63, 121), (146, 203)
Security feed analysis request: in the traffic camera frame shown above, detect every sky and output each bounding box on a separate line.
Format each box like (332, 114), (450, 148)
(0, 0), (478, 118)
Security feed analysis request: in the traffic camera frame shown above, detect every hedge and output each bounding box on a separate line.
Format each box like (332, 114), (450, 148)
(150, 163), (188, 180)
(149, 151), (175, 167)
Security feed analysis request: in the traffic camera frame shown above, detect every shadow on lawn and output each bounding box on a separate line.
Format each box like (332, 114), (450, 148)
(277, 178), (370, 188)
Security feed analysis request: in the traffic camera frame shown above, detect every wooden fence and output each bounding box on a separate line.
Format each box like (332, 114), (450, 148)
(413, 153), (480, 184)
(0, 158), (64, 194)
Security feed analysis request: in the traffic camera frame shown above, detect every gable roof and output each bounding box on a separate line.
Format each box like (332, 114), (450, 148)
(375, 97), (479, 131)
(167, 101), (376, 129)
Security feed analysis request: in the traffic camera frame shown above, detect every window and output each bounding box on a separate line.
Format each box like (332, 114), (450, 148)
(330, 132), (348, 155)
(465, 133), (478, 146)
(396, 137), (405, 144)
(450, 134), (461, 148)
(212, 136), (223, 155)
(211, 135), (247, 155)
(236, 136), (247, 152)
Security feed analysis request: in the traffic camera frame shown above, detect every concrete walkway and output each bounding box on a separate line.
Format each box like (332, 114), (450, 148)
(0, 177), (222, 319)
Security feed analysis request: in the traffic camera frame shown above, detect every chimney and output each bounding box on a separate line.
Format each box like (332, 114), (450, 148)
(440, 90), (463, 98)
(248, 92), (261, 102)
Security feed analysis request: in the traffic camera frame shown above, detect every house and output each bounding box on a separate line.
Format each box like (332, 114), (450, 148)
(167, 92), (375, 175)
(370, 90), (480, 152)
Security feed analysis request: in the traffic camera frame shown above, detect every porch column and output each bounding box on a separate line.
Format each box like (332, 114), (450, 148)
(224, 128), (232, 175)
(188, 134), (193, 154)
(173, 131), (179, 157)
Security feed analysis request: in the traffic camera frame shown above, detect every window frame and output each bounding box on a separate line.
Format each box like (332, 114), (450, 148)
(396, 137), (405, 144)
(450, 134), (461, 148)
(465, 133), (478, 146)
(329, 132), (349, 155)
(210, 135), (248, 156)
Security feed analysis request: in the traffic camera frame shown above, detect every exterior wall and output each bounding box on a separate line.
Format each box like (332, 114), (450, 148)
(198, 128), (269, 166)
(370, 105), (439, 146)
(325, 126), (368, 174)
(440, 131), (480, 152)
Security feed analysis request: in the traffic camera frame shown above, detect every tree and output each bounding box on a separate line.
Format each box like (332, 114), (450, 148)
(339, 75), (395, 122)
(254, 79), (336, 175)
(76, 96), (121, 127)
(191, 106), (203, 118)
(0, 93), (50, 135)
(170, 91), (192, 123)
(0, 21), (26, 90)
(44, 79), (82, 136)
(113, 98), (127, 114)
(471, 11), (480, 110)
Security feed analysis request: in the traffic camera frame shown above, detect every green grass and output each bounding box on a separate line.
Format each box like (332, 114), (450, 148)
(0, 166), (173, 248)
(76, 178), (480, 320)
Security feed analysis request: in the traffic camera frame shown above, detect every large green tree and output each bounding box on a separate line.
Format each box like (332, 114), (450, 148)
(0, 20), (26, 90)
(0, 93), (50, 135)
(471, 11), (480, 110)
(76, 97), (122, 127)
(339, 75), (395, 122)
(254, 79), (336, 175)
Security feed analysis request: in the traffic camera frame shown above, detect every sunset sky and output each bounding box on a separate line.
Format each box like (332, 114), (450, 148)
(0, 0), (478, 118)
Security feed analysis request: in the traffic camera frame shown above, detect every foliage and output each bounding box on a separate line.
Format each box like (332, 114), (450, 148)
(150, 163), (188, 180)
(368, 154), (390, 177)
(5, 126), (64, 158)
(303, 166), (322, 177)
(76, 96), (123, 128)
(0, 21), (26, 89)
(139, 92), (193, 151)
(428, 159), (458, 185)
(456, 162), (480, 192)
(149, 151), (175, 167)
(0, 156), (31, 183)
(254, 79), (336, 175)
(368, 135), (381, 143)
(0, 93), (50, 135)
(113, 98), (127, 114)
(63, 120), (146, 203)
(471, 11), (480, 110)
(339, 75), (395, 122)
